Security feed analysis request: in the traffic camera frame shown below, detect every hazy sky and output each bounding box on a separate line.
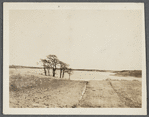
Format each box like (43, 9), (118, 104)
(9, 9), (143, 70)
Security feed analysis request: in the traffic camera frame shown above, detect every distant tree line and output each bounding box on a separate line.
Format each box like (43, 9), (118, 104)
(40, 54), (73, 79)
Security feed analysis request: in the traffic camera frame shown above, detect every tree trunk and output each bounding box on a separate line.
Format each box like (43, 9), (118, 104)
(48, 69), (50, 76)
(44, 67), (46, 76)
(53, 68), (56, 77)
(60, 69), (62, 78)
(69, 74), (70, 80)
(62, 70), (65, 78)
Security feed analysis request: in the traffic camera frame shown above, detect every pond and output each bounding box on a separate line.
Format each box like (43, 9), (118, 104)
(62, 71), (142, 81)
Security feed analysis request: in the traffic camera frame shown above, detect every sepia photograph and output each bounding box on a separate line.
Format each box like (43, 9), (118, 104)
(3, 3), (147, 115)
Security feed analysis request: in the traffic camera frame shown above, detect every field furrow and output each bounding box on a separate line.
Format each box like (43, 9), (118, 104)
(110, 80), (142, 108)
(78, 80), (127, 108)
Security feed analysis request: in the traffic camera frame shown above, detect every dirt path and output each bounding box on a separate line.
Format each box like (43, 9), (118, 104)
(77, 80), (141, 108)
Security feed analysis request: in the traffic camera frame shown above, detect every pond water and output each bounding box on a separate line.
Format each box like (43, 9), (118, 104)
(62, 71), (142, 81)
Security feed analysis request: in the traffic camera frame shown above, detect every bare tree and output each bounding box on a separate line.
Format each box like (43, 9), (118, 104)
(59, 61), (64, 78)
(59, 61), (69, 78)
(66, 68), (73, 80)
(47, 55), (59, 77)
(46, 60), (52, 76)
(40, 59), (48, 76)
(41, 55), (69, 78)
(46, 64), (50, 76)
(62, 63), (69, 78)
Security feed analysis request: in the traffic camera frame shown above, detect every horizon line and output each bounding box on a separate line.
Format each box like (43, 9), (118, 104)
(9, 65), (142, 71)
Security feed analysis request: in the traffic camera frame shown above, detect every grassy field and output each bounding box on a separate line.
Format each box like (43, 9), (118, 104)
(10, 74), (87, 108)
(110, 80), (142, 108)
(9, 68), (142, 108)
(79, 80), (141, 108)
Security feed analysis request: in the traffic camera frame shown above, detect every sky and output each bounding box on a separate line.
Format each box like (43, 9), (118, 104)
(9, 9), (143, 70)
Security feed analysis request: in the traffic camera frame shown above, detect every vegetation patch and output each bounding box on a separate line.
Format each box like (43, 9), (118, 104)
(110, 80), (142, 108)
(9, 73), (87, 108)
(79, 80), (126, 108)
(79, 80), (142, 108)
(113, 70), (142, 78)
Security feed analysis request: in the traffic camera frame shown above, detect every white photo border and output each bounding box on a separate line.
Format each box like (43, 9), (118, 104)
(3, 3), (147, 115)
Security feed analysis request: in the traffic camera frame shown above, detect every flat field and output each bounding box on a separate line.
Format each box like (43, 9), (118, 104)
(9, 68), (142, 108)
(79, 80), (141, 108)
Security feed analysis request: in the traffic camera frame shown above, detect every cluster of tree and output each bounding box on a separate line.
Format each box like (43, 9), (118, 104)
(40, 55), (73, 79)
